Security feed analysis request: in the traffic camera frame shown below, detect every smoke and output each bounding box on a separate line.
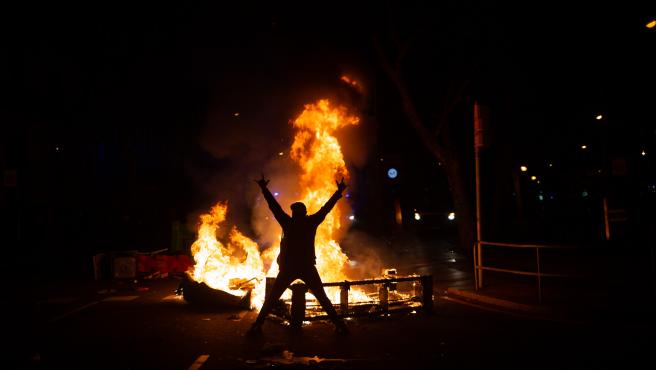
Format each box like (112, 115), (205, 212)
(339, 230), (395, 280)
(188, 68), (384, 277)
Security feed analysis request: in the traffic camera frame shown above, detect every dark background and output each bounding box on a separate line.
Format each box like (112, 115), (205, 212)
(2, 2), (654, 280)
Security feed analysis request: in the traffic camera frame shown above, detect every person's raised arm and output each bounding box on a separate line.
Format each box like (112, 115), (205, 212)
(312, 178), (347, 223)
(255, 174), (289, 224)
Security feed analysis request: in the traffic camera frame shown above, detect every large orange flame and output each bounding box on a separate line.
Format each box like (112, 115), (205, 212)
(189, 203), (266, 307)
(290, 99), (363, 300)
(189, 98), (370, 309)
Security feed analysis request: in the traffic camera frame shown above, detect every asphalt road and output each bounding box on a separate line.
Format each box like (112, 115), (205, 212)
(11, 237), (653, 369)
(15, 271), (651, 370)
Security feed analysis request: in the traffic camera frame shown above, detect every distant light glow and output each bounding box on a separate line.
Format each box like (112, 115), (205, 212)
(278, 152), (284, 156)
(641, 150), (646, 156)
(348, 215), (355, 221)
(447, 212), (455, 221)
(581, 145), (587, 150)
(273, 192), (279, 197)
(596, 114), (603, 120)
(548, 163), (553, 167)
(531, 175), (537, 181)
(647, 20), (656, 29)
(582, 191), (589, 197)
(387, 168), (398, 179)
(234, 112), (240, 117)
(520, 166), (528, 172)
(538, 195), (544, 201)
(414, 212), (421, 221)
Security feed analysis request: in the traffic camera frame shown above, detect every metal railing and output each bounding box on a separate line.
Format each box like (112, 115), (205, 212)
(475, 240), (579, 304)
(266, 275), (433, 328)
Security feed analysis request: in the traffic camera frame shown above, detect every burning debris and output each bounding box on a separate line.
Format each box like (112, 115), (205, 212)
(178, 276), (252, 310)
(186, 202), (266, 308)
(185, 99), (415, 313)
(263, 272), (433, 327)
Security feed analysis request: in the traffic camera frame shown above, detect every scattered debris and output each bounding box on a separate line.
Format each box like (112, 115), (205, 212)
(179, 275), (252, 310)
(260, 350), (348, 366)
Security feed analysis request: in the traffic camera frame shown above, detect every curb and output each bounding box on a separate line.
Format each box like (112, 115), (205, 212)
(446, 287), (551, 315)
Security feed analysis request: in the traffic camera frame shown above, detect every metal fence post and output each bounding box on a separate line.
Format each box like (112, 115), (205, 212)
(413, 280), (422, 298)
(477, 241), (484, 289)
(378, 283), (389, 313)
(290, 283), (307, 329)
(340, 282), (350, 314)
(536, 248), (542, 304)
(474, 242), (479, 291)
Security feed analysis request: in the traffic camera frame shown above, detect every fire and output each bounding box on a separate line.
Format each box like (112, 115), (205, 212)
(189, 98), (370, 310)
(189, 203), (266, 308)
(288, 99), (366, 301)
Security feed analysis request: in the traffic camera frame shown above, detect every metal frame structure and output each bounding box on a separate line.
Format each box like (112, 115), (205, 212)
(475, 240), (579, 303)
(265, 275), (433, 328)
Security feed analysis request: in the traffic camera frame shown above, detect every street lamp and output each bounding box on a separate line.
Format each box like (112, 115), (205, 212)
(647, 20), (656, 29)
(520, 165), (528, 172)
(596, 114), (603, 120)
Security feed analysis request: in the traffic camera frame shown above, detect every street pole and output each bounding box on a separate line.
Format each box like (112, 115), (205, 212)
(474, 101), (484, 290)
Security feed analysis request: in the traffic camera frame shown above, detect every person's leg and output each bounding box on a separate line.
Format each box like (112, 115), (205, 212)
(302, 267), (348, 333)
(250, 270), (294, 330)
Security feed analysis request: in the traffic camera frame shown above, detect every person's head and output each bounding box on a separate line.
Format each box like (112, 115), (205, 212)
(290, 202), (307, 218)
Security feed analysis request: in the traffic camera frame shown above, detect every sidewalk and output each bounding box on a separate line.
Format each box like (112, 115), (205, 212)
(442, 257), (656, 326)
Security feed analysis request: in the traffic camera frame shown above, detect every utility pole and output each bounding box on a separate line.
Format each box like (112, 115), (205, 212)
(474, 101), (488, 290)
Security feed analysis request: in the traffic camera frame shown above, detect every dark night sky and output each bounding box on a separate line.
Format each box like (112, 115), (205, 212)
(2, 2), (655, 275)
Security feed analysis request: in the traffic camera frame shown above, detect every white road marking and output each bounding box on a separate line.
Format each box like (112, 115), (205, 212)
(188, 355), (209, 370)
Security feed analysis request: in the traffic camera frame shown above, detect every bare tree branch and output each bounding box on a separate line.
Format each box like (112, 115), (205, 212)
(373, 34), (446, 164)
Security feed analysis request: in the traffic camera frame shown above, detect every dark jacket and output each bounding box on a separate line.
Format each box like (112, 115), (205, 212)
(261, 186), (342, 268)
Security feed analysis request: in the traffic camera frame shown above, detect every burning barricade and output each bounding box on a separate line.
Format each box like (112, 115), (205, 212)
(180, 99), (433, 317)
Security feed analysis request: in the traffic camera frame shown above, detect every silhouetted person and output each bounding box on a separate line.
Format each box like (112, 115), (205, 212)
(248, 174), (349, 335)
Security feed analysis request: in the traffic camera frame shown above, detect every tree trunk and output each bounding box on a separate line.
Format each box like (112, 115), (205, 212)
(442, 155), (474, 252)
(374, 36), (475, 252)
